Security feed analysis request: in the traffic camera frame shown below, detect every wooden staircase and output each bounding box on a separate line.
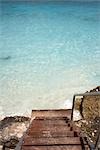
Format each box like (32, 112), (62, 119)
(17, 109), (90, 150)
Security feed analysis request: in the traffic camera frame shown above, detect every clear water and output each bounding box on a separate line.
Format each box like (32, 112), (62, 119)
(0, 1), (100, 116)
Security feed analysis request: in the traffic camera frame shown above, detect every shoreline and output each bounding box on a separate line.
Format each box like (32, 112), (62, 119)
(0, 86), (100, 149)
(0, 84), (98, 118)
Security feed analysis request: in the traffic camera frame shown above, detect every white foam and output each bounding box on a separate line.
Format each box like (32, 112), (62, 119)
(0, 106), (5, 121)
(62, 99), (73, 109)
(62, 99), (82, 121)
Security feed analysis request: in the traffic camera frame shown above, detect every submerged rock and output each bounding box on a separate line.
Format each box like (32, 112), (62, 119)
(0, 56), (11, 61)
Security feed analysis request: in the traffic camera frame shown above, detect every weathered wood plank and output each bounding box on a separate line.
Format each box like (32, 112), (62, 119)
(22, 145), (82, 150)
(28, 124), (70, 130)
(27, 127), (71, 135)
(34, 116), (68, 120)
(31, 109), (72, 119)
(26, 131), (74, 137)
(30, 120), (69, 126)
(23, 137), (81, 146)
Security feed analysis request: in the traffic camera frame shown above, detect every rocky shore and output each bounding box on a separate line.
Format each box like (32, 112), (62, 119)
(75, 86), (100, 144)
(0, 116), (30, 150)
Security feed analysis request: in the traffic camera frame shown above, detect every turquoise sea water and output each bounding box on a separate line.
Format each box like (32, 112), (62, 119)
(0, 1), (100, 116)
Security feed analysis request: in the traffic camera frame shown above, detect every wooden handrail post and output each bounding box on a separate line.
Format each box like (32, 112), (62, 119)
(71, 95), (75, 121)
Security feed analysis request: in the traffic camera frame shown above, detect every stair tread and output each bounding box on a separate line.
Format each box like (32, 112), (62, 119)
(23, 137), (81, 146)
(22, 145), (83, 150)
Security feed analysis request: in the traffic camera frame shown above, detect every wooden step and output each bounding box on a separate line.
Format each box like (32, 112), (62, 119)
(34, 116), (68, 120)
(28, 127), (71, 135)
(23, 137), (81, 146)
(30, 119), (69, 126)
(31, 109), (72, 119)
(25, 131), (75, 138)
(16, 110), (91, 150)
(29, 123), (70, 129)
(22, 145), (83, 150)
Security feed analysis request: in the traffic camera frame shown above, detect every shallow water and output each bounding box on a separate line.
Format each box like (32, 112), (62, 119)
(0, 1), (100, 116)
